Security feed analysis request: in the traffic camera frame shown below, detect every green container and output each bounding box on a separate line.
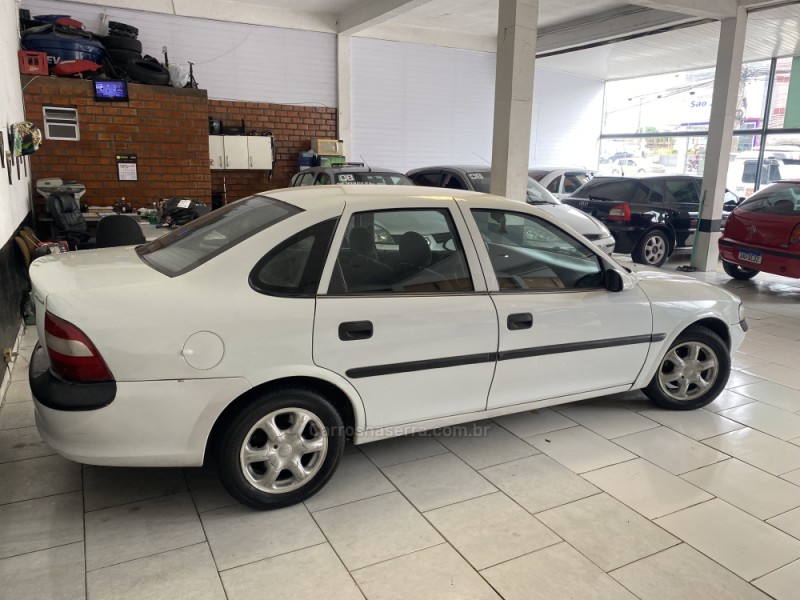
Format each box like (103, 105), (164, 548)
(319, 155), (346, 168)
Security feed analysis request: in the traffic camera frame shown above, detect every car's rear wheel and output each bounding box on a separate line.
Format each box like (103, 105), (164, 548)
(633, 230), (669, 267)
(217, 387), (345, 509)
(644, 326), (730, 410)
(723, 260), (759, 280)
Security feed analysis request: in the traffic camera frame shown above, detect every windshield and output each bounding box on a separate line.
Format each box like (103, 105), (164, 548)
(137, 195), (301, 276)
(335, 172), (413, 185)
(466, 171), (559, 205)
(737, 183), (800, 214)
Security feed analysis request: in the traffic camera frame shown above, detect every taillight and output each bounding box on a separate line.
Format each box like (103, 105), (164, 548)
(791, 224), (800, 246)
(44, 312), (114, 382)
(608, 203), (631, 221)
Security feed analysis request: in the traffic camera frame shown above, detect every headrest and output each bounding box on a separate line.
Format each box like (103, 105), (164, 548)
(349, 226), (376, 256)
(398, 231), (431, 267)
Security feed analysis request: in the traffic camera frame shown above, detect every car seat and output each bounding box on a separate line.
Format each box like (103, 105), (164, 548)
(773, 199), (795, 214)
(341, 226), (393, 291)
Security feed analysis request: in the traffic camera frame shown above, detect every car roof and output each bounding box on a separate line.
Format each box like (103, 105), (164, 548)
(264, 183), (509, 212)
(298, 166), (404, 174)
(528, 166), (595, 172)
(408, 165), (490, 174)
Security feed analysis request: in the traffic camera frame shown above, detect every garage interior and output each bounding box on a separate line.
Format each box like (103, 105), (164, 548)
(2, 0), (800, 598)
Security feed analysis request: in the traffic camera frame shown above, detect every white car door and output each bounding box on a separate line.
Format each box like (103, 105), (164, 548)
(462, 205), (653, 410)
(313, 199), (498, 430)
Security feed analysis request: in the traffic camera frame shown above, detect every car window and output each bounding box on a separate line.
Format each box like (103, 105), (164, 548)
(563, 173), (591, 194)
(328, 208), (473, 294)
(546, 177), (560, 193)
(410, 171), (443, 187)
(137, 196), (301, 277)
(297, 173), (314, 186)
(571, 179), (635, 201)
(464, 170), (559, 205)
(443, 174), (468, 190)
(250, 219), (337, 296)
(738, 183), (800, 214)
(665, 179), (699, 204)
(335, 172), (413, 185)
(315, 173), (331, 185)
(646, 179), (665, 203)
(528, 170), (548, 182)
(471, 209), (605, 291)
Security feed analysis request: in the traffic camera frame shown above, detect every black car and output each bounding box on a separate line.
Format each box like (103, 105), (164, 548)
(563, 176), (739, 267)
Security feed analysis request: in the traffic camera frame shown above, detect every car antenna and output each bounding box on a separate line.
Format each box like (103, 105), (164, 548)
(473, 152), (490, 165)
(359, 155), (372, 172)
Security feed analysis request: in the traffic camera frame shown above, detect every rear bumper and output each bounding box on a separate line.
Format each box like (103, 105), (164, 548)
(31, 358), (251, 467)
(719, 238), (800, 278)
(29, 343), (116, 411)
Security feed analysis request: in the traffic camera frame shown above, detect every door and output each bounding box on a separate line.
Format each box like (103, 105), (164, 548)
(463, 206), (652, 409)
(246, 136), (273, 170)
(313, 202), (498, 429)
(209, 137), (224, 171)
(223, 136), (249, 169)
(664, 177), (700, 248)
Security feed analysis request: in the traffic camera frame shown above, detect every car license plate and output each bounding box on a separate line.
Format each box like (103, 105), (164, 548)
(738, 250), (762, 264)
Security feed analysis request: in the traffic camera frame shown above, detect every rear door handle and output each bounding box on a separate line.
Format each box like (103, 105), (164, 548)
(507, 313), (533, 330)
(339, 321), (373, 341)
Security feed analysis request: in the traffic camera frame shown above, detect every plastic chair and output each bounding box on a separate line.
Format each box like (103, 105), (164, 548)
(95, 215), (146, 248)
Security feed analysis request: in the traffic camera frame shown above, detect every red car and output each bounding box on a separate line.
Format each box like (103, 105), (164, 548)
(719, 181), (800, 279)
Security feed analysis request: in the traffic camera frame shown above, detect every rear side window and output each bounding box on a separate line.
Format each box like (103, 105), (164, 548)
(571, 179), (636, 202)
(563, 172), (592, 194)
(137, 196), (300, 277)
(410, 171), (444, 187)
(665, 179), (699, 204)
(250, 218), (338, 296)
(738, 183), (800, 214)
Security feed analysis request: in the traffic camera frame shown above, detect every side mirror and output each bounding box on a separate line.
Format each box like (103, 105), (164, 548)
(605, 268), (636, 292)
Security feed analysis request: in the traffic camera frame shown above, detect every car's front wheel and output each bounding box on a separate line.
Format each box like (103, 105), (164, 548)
(723, 260), (759, 280)
(644, 326), (730, 410)
(632, 230), (669, 267)
(217, 387), (345, 509)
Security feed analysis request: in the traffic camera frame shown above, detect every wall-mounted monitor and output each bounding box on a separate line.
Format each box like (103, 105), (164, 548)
(94, 80), (129, 102)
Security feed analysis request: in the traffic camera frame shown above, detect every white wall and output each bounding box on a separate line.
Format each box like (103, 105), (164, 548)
(1, 0), (31, 244)
(351, 37), (604, 173)
(22, 0), (337, 106)
(530, 68), (604, 169)
(351, 37), (496, 172)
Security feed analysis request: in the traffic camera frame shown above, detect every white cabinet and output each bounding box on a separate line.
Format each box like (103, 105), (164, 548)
(209, 136), (274, 171)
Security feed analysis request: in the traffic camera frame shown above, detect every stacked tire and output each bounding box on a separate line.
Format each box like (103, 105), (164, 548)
(101, 21), (170, 85)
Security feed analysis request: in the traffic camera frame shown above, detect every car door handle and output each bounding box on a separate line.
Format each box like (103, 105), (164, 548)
(507, 313), (533, 330)
(339, 321), (373, 341)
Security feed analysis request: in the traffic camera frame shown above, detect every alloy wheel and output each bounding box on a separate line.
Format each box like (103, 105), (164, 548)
(643, 234), (667, 265)
(657, 341), (719, 401)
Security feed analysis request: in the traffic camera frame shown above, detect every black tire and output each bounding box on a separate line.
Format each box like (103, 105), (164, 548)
(120, 57), (170, 85)
(723, 260), (759, 280)
(216, 387), (345, 510)
(100, 34), (142, 53)
(107, 48), (141, 64)
(632, 229), (670, 267)
(644, 325), (730, 410)
(107, 21), (139, 38)
(637, 168), (646, 174)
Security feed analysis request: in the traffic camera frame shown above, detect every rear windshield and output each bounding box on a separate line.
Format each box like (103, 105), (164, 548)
(570, 179), (636, 201)
(737, 183), (800, 215)
(466, 171), (558, 205)
(137, 196), (301, 276)
(334, 172), (413, 185)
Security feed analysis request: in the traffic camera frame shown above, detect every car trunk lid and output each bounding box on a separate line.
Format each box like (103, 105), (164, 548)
(725, 209), (800, 249)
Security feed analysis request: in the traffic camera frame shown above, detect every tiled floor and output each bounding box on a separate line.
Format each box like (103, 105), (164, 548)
(2, 260), (800, 599)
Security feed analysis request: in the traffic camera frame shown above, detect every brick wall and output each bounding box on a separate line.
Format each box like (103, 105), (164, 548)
(208, 100), (337, 202)
(23, 76), (211, 212)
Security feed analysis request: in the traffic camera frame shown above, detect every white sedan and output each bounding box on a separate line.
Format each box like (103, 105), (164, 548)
(29, 185), (747, 509)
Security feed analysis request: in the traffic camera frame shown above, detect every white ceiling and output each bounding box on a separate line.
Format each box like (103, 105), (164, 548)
(67, 0), (800, 81)
(538, 3), (800, 80)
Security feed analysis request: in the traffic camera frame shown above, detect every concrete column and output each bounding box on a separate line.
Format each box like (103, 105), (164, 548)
(490, 0), (538, 201)
(691, 6), (747, 271)
(337, 34), (352, 160)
